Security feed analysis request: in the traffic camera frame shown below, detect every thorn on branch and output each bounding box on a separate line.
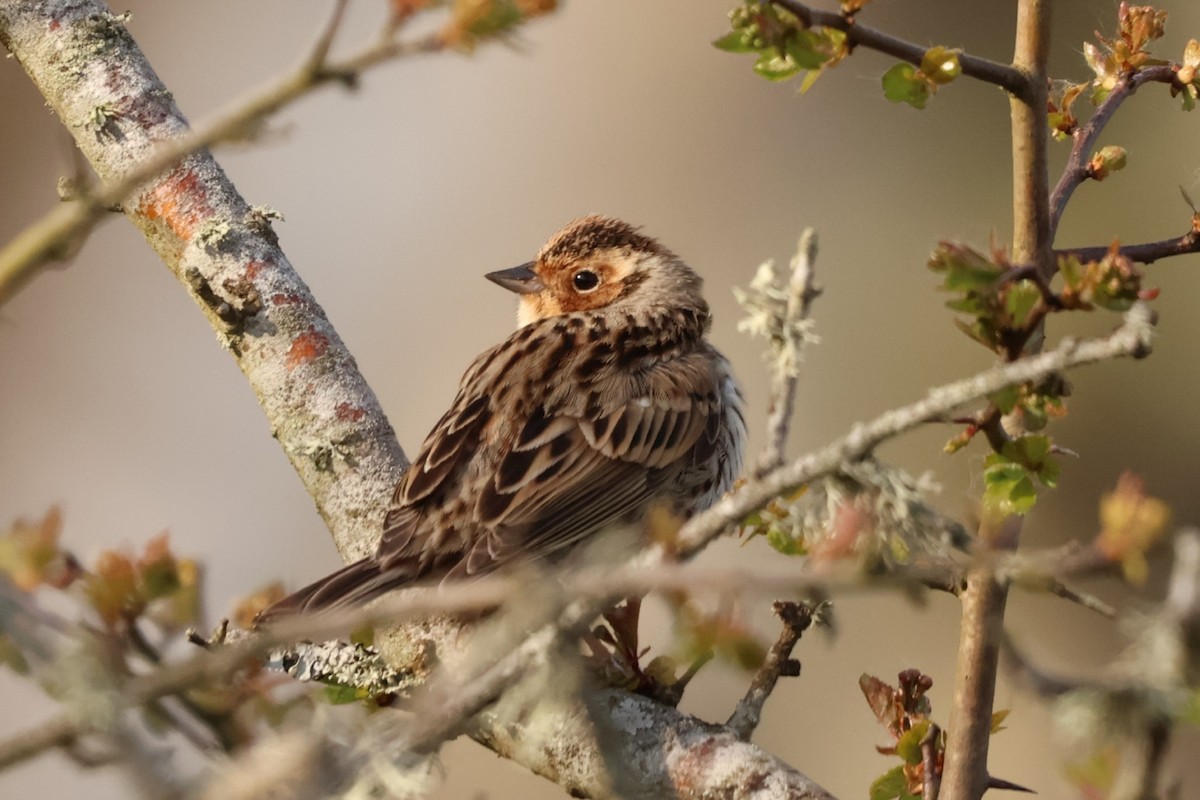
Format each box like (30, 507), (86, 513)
(725, 600), (816, 741)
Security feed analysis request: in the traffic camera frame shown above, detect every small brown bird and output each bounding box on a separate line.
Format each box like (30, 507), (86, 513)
(259, 215), (745, 621)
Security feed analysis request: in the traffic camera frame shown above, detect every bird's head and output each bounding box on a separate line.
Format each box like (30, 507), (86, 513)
(486, 215), (707, 328)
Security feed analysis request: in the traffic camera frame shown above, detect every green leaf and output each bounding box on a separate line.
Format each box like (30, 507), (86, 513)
(324, 683), (364, 705)
(766, 525), (806, 555)
(1005, 280), (1041, 328)
(869, 765), (910, 800)
(753, 50), (804, 82)
(882, 63), (930, 108)
(991, 709), (1010, 733)
(713, 29), (759, 53)
(983, 459), (1038, 515)
(896, 720), (930, 764)
(786, 30), (832, 69)
(990, 385), (1021, 415)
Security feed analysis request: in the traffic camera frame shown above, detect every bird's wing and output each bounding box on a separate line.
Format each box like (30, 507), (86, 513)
(468, 355), (728, 571)
(376, 324), (728, 577)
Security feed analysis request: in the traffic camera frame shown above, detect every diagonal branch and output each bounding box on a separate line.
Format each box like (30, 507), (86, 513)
(674, 301), (1156, 561)
(771, 0), (1029, 98)
(1048, 65), (1180, 243)
(726, 601), (813, 741)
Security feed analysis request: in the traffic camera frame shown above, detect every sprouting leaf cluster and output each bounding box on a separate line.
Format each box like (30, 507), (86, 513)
(714, 2), (848, 90)
(714, 2), (959, 106)
(861, 669), (1012, 800)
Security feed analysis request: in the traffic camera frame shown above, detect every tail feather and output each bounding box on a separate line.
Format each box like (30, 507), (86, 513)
(256, 558), (418, 625)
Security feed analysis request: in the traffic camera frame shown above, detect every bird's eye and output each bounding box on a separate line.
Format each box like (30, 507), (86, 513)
(572, 270), (600, 292)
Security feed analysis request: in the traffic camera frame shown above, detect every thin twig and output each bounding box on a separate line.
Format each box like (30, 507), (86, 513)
(0, 9), (442, 308)
(726, 601), (812, 741)
(771, 0), (1028, 99)
(1048, 66), (1179, 244)
(1057, 223), (1200, 265)
(675, 301), (1156, 560)
(756, 229), (821, 476)
(921, 722), (942, 800)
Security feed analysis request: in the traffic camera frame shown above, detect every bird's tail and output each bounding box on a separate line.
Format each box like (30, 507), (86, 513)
(255, 557), (419, 625)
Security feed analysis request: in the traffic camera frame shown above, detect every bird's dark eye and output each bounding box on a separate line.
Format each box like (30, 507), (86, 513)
(572, 270), (600, 292)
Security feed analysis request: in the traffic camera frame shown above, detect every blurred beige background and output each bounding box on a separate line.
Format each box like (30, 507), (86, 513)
(3, 1), (1200, 798)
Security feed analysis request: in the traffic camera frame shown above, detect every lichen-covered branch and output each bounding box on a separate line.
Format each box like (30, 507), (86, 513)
(735, 228), (822, 477)
(0, 0), (409, 560)
(674, 301), (1156, 561)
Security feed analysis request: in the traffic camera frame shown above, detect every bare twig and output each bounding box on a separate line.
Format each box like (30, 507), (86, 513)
(921, 722), (942, 800)
(1057, 223), (1200, 265)
(770, 0), (1028, 98)
(756, 229), (822, 476)
(1048, 66), (1180, 243)
(726, 601), (813, 741)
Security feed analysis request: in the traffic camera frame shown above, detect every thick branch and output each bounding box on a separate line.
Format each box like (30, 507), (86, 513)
(0, 3), (445, 309)
(1048, 66), (1180, 243)
(0, 0), (409, 560)
(771, 0), (1028, 98)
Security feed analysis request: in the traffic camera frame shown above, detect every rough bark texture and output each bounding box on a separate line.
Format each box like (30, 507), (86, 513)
(0, 0), (407, 563)
(0, 2), (836, 797)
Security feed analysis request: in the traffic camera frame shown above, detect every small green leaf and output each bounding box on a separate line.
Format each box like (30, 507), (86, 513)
(1005, 280), (1041, 328)
(896, 720), (930, 764)
(753, 50), (804, 82)
(324, 683), (364, 705)
(991, 709), (1010, 733)
(882, 63), (930, 109)
(983, 459), (1038, 515)
(786, 30), (832, 69)
(869, 765), (911, 800)
(990, 385), (1021, 415)
(766, 525), (806, 555)
(713, 29), (759, 53)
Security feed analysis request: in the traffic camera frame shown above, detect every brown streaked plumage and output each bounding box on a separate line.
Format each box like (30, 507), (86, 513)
(259, 215), (745, 621)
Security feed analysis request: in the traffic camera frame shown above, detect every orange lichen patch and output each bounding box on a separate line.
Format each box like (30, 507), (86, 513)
(245, 259), (270, 279)
(136, 166), (214, 241)
(286, 329), (329, 369)
(335, 402), (366, 422)
(271, 293), (305, 306)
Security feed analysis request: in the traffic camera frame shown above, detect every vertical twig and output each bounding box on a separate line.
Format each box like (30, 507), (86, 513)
(756, 228), (821, 476)
(921, 722), (943, 800)
(942, 3), (1051, 799)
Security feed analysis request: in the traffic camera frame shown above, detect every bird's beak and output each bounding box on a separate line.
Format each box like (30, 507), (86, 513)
(485, 262), (544, 295)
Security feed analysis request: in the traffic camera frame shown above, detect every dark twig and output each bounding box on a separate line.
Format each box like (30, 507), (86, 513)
(921, 722), (942, 800)
(726, 601), (813, 741)
(771, 0), (1028, 99)
(1057, 223), (1200, 265)
(1048, 65), (1180, 243)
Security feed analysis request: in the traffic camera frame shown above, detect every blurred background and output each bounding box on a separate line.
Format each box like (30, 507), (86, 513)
(3, 1), (1200, 797)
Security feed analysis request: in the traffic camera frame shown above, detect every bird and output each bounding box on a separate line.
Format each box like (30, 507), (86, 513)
(258, 215), (746, 622)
